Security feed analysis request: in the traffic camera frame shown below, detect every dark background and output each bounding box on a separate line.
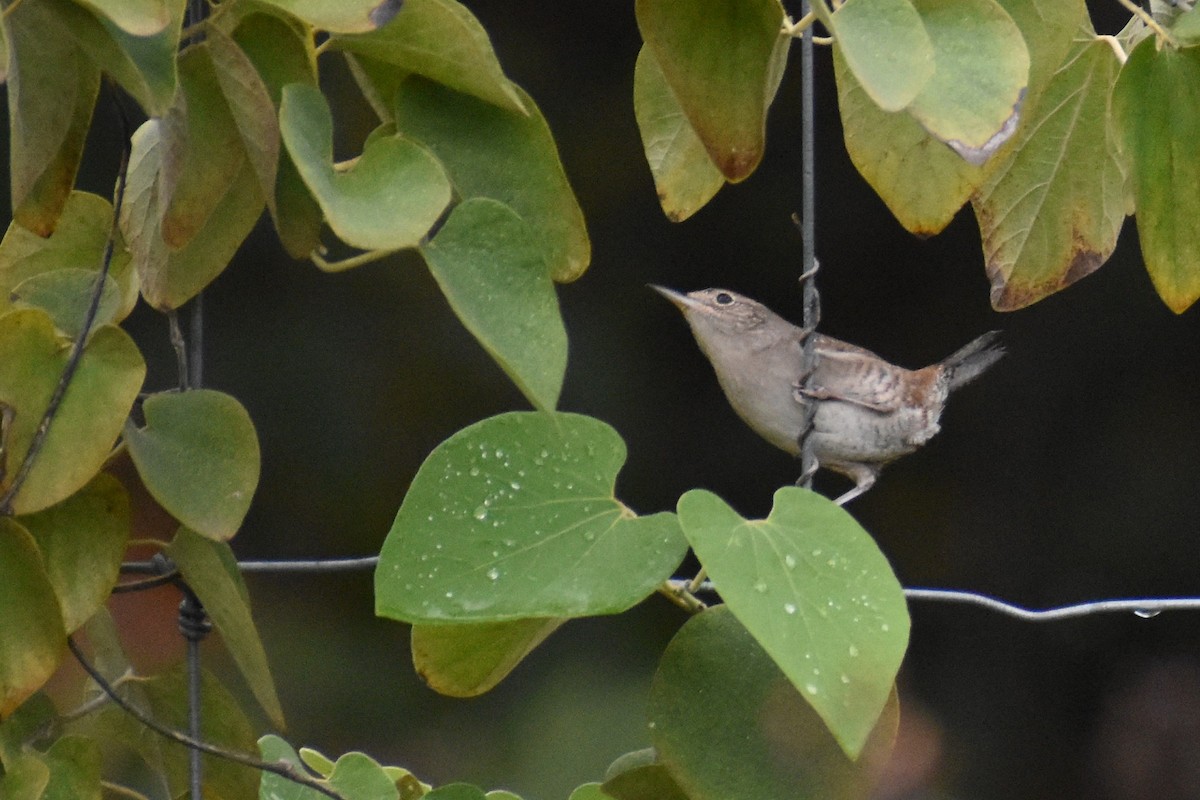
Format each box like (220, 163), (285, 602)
(52, 2), (1200, 799)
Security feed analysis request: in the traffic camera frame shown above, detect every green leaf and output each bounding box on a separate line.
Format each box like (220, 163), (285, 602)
(40, 736), (103, 800)
(254, 0), (402, 33)
(20, 473), (130, 633)
(141, 665), (260, 800)
(5, 0), (101, 236)
(0, 310), (145, 515)
(46, 0), (182, 117)
(633, 47), (725, 222)
(10, 270), (124, 340)
(300, 747), (337, 778)
(259, 736), (313, 798)
(0, 190), (138, 326)
(973, 38), (1125, 310)
(393, 78), (592, 282)
(420, 198), (568, 411)
(675, 487), (909, 758)
(121, 111), (266, 310)
(1173, 5), (1200, 45)
(330, 0), (525, 113)
(0, 520), (67, 716)
(1114, 38), (1200, 313)
(825, 0), (933, 112)
(411, 617), (565, 697)
(426, 785), (486, 800)
(230, 12), (324, 259)
(0, 693), (58, 764)
(0, 753), (50, 800)
(602, 764), (690, 800)
(833, 46), (980, 236)
(165, 527), (284, 727)
(905, 0), (1028, 163)
(279, 82), (451, 252)
(328, 753), (401, 800)
(376, 412), (689, 624)
(160, 42), (258, 250)
(567, 786), (610, 800)
(123, 389), (260, 541)
(207, 26), (281, 223)
(649, 607), (899, 800)
(73, 0), (171, 36)
(635, 0), (787, 181)
(833, 0), (1083, 235)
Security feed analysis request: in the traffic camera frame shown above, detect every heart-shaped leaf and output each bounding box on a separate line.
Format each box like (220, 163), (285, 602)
(393, 77), (591, 282)
(0, 310), (145, 515)
(420, 198), (568, 411)
(676, 487), (909, 758)
(973, 37), (1125, 310)
(124, 390), (260, 541)
(280, 82), (451, 252)
(649, 606), (899, 800)
(376, 412), (688, 623)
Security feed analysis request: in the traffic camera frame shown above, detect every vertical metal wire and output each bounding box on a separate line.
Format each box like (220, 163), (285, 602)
(797, 0), (821, 489)
(178, 587), (211, 799)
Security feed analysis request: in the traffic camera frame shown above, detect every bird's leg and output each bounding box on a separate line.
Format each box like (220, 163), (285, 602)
(832, 464), (877, 506)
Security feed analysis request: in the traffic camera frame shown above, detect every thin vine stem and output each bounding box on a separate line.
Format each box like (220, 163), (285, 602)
(67, 637), (348, 800)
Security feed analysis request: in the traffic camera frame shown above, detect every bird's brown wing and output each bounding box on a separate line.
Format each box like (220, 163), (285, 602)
(795, 335), (908, 413)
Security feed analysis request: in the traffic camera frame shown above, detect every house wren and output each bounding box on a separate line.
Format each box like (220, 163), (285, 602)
(654, 286), (1004, 504)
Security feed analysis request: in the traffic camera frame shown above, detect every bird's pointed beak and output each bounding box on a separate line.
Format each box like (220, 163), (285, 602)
(649, 284), (701, 313)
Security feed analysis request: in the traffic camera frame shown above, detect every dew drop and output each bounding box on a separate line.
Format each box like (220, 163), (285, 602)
(1134, 608), (1161, 619)
(473, 506), (488, 521)
(848, 644), (859, 658)
(583, 530), (596, 542)
(444, 591), (454, 599)
(840, 674), (851, 685)
(805, 683), (819, 695)
(753, 580), (768, 593)
(510, 481), (521, 490)
(784, 603), (797, 615)
(469, 466), (481, 477)
(811, 548), (823, 558)
(486, 568), (501, 581)
(784, 554), (797, 569)
(881, 623), (890, 632)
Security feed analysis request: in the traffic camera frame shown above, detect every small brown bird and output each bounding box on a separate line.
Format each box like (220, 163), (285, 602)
(654, 287), (1004, 504)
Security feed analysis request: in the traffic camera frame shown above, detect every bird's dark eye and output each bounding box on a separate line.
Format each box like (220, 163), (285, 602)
(715, 292), (733, 305)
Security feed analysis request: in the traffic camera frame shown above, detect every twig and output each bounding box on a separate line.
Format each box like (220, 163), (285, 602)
(167, 310), (190, 391)
(67, 637), (348, 800)
(0, 111), (131, 515)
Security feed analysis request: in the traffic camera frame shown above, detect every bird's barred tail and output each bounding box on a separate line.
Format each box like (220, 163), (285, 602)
(940, 331), (1004, 392)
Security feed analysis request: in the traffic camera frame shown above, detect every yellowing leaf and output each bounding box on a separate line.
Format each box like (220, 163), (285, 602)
(636, 0), (788, 181)
(1114, 39), (1200, 313)
(973, 39), (1125, 310)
